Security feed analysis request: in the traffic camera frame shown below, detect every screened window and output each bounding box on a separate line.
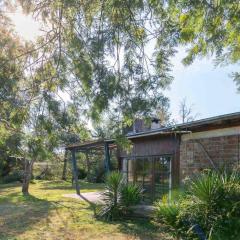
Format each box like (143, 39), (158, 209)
(123, 155), (172, 202)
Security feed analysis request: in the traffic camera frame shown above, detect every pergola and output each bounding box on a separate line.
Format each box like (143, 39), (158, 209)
(65, 139), (117, 195)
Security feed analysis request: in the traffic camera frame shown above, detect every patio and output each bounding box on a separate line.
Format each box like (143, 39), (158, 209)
(63, 191), (155, 218)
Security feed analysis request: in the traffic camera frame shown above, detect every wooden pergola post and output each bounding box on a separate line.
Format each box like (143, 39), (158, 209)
(71, 149), (80, 195)
(62, 150), (68, 180)
(104, 142), (110, 173)
(85, 150), (90, 181)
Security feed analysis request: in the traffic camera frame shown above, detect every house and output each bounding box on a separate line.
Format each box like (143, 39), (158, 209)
(118, 112), (240, 201)
(66, 112), (240, 201)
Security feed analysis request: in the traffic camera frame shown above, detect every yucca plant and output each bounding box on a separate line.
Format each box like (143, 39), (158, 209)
(121, 183), (143, 207)
(97, 171), (143, 220)
(154, 169), (240, 239)
(97, 171), (123, 220)
(183, 170), (240, 239)
(187, 171), (223, 204)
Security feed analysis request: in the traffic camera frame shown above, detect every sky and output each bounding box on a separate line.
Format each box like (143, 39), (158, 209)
(168, 48), (240, 121)
(8, 10), (240, 123)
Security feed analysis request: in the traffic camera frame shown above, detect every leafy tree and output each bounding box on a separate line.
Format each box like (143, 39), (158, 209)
(17, 0), (173, 132)
(0, 14), (28, 181)
(150, 0), (240, 91)
(0, 5), (90, 193)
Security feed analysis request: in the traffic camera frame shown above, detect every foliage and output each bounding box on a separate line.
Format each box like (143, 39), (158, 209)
(97, 171), (143, 220)
(121, 183), (143, 207)
(154, 170), (240, 240)
(150, 0), (240, 91)
(155, 201), (180, 229)
(89, 164), (105, 183)
(77, 167), (87, 180)
(17, 0), (172, 136)
(97, 171), (123, 220)
(1, 170), (24, 183)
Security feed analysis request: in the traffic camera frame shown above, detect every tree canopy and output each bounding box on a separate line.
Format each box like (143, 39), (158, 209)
(1, 0), (240, 192)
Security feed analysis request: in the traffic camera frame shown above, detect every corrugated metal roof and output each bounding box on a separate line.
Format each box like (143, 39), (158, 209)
(127, 112), (240, 139)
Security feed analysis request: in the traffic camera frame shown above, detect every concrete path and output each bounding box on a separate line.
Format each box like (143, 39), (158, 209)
(63, 191), (104, 203)
(63, 192), (155, 218)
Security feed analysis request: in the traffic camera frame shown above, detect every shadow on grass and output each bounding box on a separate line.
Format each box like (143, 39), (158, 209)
(0, 181), (22, 189)
(39, 180), (104, 191)
(98, 217), (174, 240)
(0, 193), (52, 240)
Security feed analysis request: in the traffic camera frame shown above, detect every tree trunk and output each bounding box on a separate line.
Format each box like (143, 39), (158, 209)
(62, 150), (68, 181)
(22, 159), (34, 195)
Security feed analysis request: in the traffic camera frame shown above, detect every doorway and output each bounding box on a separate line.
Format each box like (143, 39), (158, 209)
(123, 155), (172, 202)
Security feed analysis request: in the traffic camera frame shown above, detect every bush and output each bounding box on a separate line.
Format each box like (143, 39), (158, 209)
(97, 171), (143, 220)
(154, 170), (240, 240)
(77, 168), (87, 179)
(35, 166), (54, 180)
(155, 201), (180, 228)
(87, 163), (105, 183)
(121, 183), (143, 207)
(1, 170), (24, 183)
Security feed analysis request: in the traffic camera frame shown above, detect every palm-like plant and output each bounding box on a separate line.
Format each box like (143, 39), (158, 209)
(188, 171), (222, 204)
(121, 183), (143, 207)
(98, 171), (123, 220)
(97, 171), (143, 220)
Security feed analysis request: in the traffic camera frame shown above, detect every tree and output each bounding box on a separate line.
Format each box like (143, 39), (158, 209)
(0, 4), (91, 193)
(179, 98), (198, 123)
(0, 13), (29, 183)
(150, 0), (240, 91)
(17, 0), (173, 132)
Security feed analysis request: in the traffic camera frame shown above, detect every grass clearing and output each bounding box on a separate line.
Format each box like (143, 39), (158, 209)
(0, 180), (175, 240)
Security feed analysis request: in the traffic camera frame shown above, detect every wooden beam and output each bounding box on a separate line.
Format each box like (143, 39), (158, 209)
(71, 150), (80, 195)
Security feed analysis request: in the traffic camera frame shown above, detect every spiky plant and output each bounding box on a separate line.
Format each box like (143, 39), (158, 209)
(97, 171), (143, 220)
(121, 183), (143, 207)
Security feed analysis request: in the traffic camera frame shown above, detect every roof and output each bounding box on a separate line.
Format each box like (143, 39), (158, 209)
(65, 139), (116, 151)
(65, 112), (240, 147)
(127, 112), (240, 139)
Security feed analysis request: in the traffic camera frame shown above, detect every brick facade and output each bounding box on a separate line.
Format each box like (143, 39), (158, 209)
(180, 134), (240, 180)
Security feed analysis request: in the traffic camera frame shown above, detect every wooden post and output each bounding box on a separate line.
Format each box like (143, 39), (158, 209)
(62, 150), (68, 180)
(85, 150), (90, 181)
(71, 149), (80, 195)
(104, 142), (110, 173)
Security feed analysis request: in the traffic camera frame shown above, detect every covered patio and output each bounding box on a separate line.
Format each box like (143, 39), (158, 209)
(65, 139), (117, 195)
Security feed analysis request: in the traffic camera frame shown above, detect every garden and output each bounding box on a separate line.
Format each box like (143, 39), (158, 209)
(1, 167), (239, 240)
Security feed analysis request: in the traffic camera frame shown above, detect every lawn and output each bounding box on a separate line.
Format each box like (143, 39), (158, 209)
(0, 180), (175, 240)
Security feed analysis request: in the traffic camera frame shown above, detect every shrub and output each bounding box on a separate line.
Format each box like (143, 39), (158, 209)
(97, 171), (123, 220)
(77, 168), (87, 179)
(155, 201), (180, 228)
(35, 166), (54, 180)
(154, 170), (240, 240)
(97, 171), (143, 220)
(1, 170), (24, 183)
(87, 163), (105, 183)
(121, 183), (143, 207)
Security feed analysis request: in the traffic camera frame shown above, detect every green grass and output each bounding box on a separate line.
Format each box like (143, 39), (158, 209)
(0, 180), (175, 240)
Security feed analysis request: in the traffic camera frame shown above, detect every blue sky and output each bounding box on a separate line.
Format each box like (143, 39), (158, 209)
(166, 47), (240, 122)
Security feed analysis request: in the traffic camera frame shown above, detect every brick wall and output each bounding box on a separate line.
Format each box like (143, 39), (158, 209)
(180, 134), (240, 181)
